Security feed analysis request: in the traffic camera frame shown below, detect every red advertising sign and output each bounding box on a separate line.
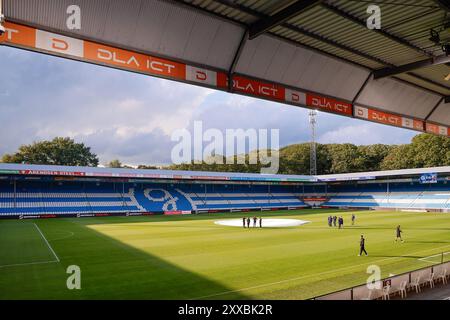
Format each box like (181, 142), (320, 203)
(354, 105), (424, 132)
(19, 170), (85, 176)
(306, 94), (352, 115)
(232, 76), (285, 101)
(425, 123), (449, 136)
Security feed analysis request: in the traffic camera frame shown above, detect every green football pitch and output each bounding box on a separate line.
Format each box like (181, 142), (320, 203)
(0, 209), (449, 300)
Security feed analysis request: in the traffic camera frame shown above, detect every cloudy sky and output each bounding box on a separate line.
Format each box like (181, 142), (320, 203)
(0, 46), (417, 166)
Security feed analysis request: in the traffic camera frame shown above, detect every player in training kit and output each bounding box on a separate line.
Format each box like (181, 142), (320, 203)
(253, 216), (257, 228)
(352, 214), (356, 225)
(246, 217), (251, 228)
(259, 217), (262, 228)
(243, 217), (246, 228)
(395, 225), (404, 242)
(359, 235), (368, 256)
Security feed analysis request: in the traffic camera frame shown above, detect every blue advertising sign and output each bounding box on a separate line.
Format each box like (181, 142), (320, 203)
(419, 173), (437, 184)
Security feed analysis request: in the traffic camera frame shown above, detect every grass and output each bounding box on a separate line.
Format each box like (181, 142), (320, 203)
(0, 209), (450, 300)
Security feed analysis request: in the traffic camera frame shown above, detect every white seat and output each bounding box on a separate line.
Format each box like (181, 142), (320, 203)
(437, 269), (447, 284)
(411, 276), (421, 293)
(382, 285), (391, 300)
(398, 281), (407, 299)
(425, 272), (435, 288)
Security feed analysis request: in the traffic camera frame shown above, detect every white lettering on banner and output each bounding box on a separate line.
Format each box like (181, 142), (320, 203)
(354, 105), (368, 119)
(233, 79), (279, 97)
(373, 113), (399, 125)
(185, 66), (217, 86)
(438, 126), (447, 136)
(146, 59), (175, 74)
(310, 97), (350, 113)
(97, 49), (140, 67)
(35, 30), (84, 58)
(4, 28), (19, 41)
(284, 89), (306, 105)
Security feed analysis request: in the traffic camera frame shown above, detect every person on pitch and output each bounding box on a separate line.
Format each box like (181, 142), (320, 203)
(243, 217), (246, 228)
(246, 217), (251, 228)
(352, 214), (356, 225)
(333, 215), (337, 227)
(395, 225), (404, 242)
(359, 235), (368, 256)
(259, 217), (262, 228)
(253, 216), (257, 228)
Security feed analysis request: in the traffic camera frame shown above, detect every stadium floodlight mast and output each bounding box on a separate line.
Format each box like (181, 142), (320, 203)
(0, 0), (5, 36)
(309, 110), (317, 176)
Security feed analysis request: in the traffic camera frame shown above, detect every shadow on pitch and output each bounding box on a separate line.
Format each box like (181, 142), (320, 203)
(69, 220), (250, 300)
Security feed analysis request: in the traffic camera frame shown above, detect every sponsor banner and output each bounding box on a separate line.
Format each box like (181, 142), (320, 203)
(19, 170), (85, 176)
(126, 212), (143, 216)
(354, 106), (424, 132)
(0, 21), (209, 86)
(303, 197), (328, 201)
(186, 66), (218, 87)
(306, 94), (352, 116)
(285, 89), (306, 105)
(232, 75), (285, 101)
(164, 211), (182, 215)
(419, 173), (438, 184)
(21, 214), (58, 219)
(425, 123), (449, 136)
(181, 211), (192, 215)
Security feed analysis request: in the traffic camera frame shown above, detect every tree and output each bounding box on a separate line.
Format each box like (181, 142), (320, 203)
(380, 134), (450, 170)
(380, 144), (413, 170)
(107, 159), (123, 168)
(326, 143), (365, 174)
(358, 144), (396, 172)
(137, 165), (159, 170)
(1, 137), (99, 166)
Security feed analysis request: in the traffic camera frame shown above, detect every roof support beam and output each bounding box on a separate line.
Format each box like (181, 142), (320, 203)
(228, 30), (248, 92)
(321, 2), (433, 58)
(210, 0), (450, 95)
(248, 0), (322, 39)
(374, 55), (450, 79)
(425, 97), (444, 121)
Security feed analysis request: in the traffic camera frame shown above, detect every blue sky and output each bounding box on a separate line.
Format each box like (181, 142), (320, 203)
(0, 46), (417, 166)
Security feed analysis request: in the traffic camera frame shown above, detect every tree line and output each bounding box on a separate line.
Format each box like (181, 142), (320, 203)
(1, 134), (449, 174)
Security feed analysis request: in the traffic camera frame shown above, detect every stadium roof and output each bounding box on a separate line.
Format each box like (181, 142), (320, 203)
(0, 163), (315, 182)
(0, 163), (449, 183)
(1, 0), (450, 136)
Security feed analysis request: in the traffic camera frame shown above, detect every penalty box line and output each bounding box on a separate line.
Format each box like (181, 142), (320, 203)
(34, 223), (60, 263)
(0, 224), (60, 269)
(191, 244), (450, 300)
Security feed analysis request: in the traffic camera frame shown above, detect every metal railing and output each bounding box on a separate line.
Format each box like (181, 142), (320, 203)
(312, 255), (450, 300)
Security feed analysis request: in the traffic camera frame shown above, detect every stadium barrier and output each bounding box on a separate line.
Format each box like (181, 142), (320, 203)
(312, 259), (450, 300)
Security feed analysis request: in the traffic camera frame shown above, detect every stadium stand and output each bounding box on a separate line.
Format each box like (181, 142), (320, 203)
(0, 164), (449, 217)
(323, 183), (450, 210)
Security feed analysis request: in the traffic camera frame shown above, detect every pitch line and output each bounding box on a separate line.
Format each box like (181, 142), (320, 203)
(418, 251), (450, 264)
(34, 223), (60, 263)
(0, 260), (58, 269)
(191, 244), (450, 300)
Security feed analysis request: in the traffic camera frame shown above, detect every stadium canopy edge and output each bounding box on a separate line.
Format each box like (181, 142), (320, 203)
(1, 0), (450, 137)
